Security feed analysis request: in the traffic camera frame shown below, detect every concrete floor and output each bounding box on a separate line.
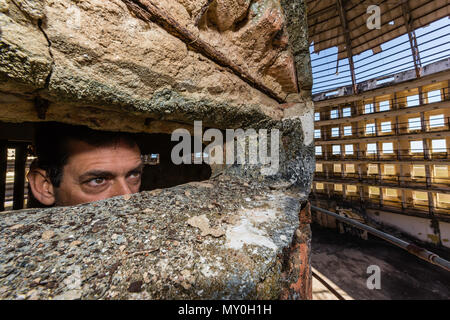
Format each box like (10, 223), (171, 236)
(311, 224), (450, 300)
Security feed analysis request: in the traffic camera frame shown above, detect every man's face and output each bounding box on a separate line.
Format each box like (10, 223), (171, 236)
(53, 139), (143, 206)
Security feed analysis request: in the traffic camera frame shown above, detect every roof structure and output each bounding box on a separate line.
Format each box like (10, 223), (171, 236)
(307, 0), (450, 94)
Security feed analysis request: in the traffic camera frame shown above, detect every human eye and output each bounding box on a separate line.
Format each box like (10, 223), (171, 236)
(127, 171), (142, 183)
(130, 172), (141, 178)
(86, 177), (107, 188)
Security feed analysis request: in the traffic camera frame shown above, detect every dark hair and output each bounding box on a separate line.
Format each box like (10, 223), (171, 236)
(33, 122), (139, 187)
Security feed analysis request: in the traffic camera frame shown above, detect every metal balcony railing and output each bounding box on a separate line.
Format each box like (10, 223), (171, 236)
(0, 142), (33, 211)
(316, 116), (450, 141)
(314, 173), (450, 190)
(310, 193), (450, 216)
(316, 148), (450, 161)
(315, 87), (449, 122)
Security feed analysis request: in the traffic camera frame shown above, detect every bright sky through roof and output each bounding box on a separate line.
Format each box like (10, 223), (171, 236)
(310, 17), (450, 94)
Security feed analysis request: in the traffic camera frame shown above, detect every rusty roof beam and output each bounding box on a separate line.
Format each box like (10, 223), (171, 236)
(308, 3), (337, 21)
(312, 1), (447, 58)
(336, 0), (358, 94)
(401, 0), (422, 78)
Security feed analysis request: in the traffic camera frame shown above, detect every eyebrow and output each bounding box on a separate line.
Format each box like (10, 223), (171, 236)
(79, 163), (144, 183)
(78, 170), (114, 183)
(126, 163), (145, 175)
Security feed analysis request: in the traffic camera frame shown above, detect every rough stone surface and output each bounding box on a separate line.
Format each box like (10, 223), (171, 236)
(0, 0), (315, 300)
(0, 0), (9, 13)
(199, 0), (299, 95)
(0, 0), (311, 133)
(207, 0), (252, 32)
(12, 0), (44, 20)
(0, 0), (285, 131)
(0, 1), (52, 93)
(0, 174), (307, 300)
(43, 0), (276, 107)
(139, 0), (300, 96)
(279, 0), (312, 95)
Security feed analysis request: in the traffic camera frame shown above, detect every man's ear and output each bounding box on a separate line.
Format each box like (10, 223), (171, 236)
(27, 169), (55, 206)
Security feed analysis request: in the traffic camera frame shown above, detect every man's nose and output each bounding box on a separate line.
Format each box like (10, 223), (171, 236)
(111, 179), (132, 197)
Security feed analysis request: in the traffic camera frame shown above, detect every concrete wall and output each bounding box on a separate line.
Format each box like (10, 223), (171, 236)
(367, 210), (437, 244)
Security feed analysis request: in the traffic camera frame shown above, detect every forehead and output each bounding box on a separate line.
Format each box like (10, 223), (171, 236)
(65, 139), (142, 173)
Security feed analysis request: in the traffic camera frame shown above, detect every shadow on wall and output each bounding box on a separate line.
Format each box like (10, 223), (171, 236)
(0, 122), (211, 210)
(135, 133), (212, 191)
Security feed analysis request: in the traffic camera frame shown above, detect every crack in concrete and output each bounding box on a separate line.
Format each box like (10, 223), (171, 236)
(37, 18), (54, 90)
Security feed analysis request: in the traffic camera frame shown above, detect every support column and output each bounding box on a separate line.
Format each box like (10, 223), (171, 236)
(428, 192), (435, 215)
(401, 0), (422, 78)
(356, 141), (361, 160)
(425, 164), (432, 188)
(393, 92), (399, 110)
(337, 0), (358, 94)
(359, 185), (365, 205)
(379, 187), (384, 207)
(358, 163), (363, 181)
(399, 164), (405, 187)
(378, 162), (383, 185)
(423, 138), (431, 160)
(395, 115), (400, 135)
(401, 189), (407, 211)
(13, 144), (27, 211)
(420, 111), (426, 133)
(396, 116), (402, 160)
(419, 87), (425, 106)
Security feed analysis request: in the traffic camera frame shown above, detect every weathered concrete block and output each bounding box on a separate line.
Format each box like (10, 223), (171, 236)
(0, 175), (311, 300)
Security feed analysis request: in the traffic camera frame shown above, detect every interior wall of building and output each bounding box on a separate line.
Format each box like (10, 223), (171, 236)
(312, 69), (450, 249)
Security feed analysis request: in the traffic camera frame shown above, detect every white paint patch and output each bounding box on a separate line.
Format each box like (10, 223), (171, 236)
(225, 197), (286, 252)
(438, 221), (450, 249)
(243, 208), (277, 225)
(225, 218), (277, 252)
(200, 264), (218, 278)
(367, 211), (435, 244)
